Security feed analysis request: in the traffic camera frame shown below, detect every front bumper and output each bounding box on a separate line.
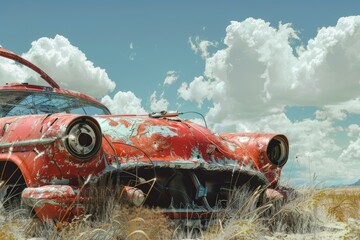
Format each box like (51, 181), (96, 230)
(21, 185), (147, 221)
(21, 185), (85, 221)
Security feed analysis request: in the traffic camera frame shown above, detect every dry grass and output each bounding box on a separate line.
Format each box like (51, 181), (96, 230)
(0, 186), (359, 239)
(198, 186), (360, 239)
(0, 187), (173, 240)
(200, 186), (317, 239)
(31, 201), (173, 240)
(0, 224), (17, 240)
(0, 205), (173, 240)
(313, 187), (360, 240)
(314, 187), (360, 222)
(52, 205), (173, 240)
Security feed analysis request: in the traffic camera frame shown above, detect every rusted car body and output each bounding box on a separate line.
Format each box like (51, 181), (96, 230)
(0, 48), (289, 222)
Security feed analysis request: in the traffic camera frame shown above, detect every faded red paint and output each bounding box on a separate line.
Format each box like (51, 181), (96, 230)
(22, 185), (86, 221)
(0, 48), (290, 222)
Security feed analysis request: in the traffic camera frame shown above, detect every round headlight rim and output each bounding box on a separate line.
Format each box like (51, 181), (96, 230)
(266, 136), (288, 167)
(65, 117), (102, 161)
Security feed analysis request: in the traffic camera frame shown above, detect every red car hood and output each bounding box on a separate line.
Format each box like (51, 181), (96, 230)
(96, 115), (257, 170)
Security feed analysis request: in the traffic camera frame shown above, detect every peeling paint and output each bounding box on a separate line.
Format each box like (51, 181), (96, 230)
(145, 125), (178, 138)
(21, 185), (77, 208)
(190, 147), (204, 162)
(224, 141), (236, 152)
(236, 136), (250, 143)
(50, 177), (70, 185)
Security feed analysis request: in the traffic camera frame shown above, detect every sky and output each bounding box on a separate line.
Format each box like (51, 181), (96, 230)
(1, 1), (360, 186)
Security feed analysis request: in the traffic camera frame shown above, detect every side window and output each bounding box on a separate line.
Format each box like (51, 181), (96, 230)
(69, 106), (107, 115)
(82, 106), (108, 115)
(69, 108), (82, 114)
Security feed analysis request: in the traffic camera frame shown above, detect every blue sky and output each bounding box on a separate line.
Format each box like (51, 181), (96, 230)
(1, 1), (360, 186)
(2, 1), (360, 104)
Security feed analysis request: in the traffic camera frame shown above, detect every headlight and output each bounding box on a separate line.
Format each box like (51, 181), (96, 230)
(266, 136), (288, 166)
(65, 118), (102, 160)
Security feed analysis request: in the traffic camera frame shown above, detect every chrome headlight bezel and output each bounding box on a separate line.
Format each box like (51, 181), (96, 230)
(65, 118), (102, 160)
(266, 136), (288, 166)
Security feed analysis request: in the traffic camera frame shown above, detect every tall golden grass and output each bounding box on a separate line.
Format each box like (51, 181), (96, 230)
(0, 186), (359, 239)
(314, 187), (360, 222)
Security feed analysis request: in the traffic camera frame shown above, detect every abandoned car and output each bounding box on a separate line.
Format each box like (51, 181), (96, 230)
(0, 47), (289, 222)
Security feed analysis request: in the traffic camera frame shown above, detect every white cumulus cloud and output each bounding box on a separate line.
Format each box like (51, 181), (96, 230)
(101, 91), (146, 114)
(149, 91), (169, 112)
(347, 124), (360, 138)
(22, 35), (116, 98)
(315, 98), (360, 121)
(180, 16), (360, 186)
(178, 76), (221, 107)
(0, 57), (28, 85)
(182, 17), (360, 121)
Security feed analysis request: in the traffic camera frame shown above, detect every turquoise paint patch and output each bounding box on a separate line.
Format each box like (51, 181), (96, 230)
(145, 125), (178, 138)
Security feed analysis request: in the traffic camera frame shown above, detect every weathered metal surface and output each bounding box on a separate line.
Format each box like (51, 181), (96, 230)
(22, 185), (85, 221)
(0, 48), (290, 222)
(122, 186), (145, 206)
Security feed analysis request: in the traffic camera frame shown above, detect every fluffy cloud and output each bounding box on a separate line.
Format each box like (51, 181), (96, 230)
(347, 124), (360, 138)
(179, 16), (360, 186)
(178, 76), (220, 107)
(163, 70), (178, 85)
(338, 138), (360, 182)
(22, 35), (115, 98)
(101, 91), (146, 114)
(0, 57), (28, 85)
(181, 17), (360, 120)
(183, 19), (298, 121)
(149, 91), (169, 112)
(315, 98), (360, 121)
(189, 36), (218, 59)
(340, 138), (360, 162)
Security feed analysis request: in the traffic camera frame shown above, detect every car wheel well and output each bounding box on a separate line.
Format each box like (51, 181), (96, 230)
(0, 160), (27, 209)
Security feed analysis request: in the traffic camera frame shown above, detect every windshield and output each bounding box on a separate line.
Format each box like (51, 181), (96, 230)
(0, 90), (110, 117)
